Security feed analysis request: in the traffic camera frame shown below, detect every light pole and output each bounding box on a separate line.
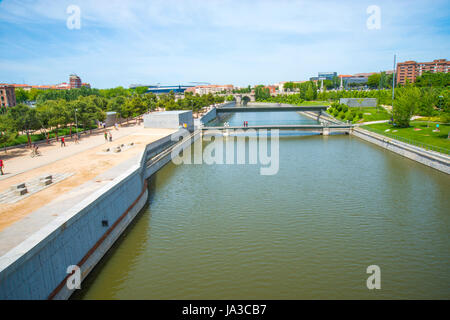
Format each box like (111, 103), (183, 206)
(75, 108), (78, 137)
(391, 54), (396, 124)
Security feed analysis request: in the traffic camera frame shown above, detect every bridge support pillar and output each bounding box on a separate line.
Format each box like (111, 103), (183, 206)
(322, 127), (330, 136)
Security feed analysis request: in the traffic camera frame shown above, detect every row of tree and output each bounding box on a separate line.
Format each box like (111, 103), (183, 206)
(1, 89), (226, 149)
(258, 81), (318, 102)
(14, 85), (147, 104)
(254, 83), (449, 127)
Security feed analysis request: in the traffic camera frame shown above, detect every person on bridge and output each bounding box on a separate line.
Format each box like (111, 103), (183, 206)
(0, 158), (4, 175)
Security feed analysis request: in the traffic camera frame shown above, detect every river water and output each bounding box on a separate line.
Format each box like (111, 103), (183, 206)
(74, 110), (450, 299)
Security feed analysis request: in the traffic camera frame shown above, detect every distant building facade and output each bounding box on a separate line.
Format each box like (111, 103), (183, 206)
(276, 81), (308, 93)
(0, 74), (90, 92)
(396, 59), (449, 85)
(185, 84), (234, 95)
(146, 85), (196, 94)
(69, 74), (82, 89)
(0, 85), (16, 108)
(310, 72), (337, 81)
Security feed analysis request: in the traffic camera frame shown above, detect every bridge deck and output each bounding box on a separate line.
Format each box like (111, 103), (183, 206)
(216, 106), (328, 112)
(202, 124), (352, 130)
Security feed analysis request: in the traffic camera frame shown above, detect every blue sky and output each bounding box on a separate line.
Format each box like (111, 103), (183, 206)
(0, 0), (449, 88)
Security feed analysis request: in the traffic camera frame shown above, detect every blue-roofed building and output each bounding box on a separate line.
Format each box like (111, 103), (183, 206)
(129, 84), (197, 94)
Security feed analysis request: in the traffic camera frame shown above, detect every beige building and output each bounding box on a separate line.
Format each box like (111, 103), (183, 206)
(396, 59), (449, 85)
(0, 85), (16, 108)
(185, 84), (234, 95)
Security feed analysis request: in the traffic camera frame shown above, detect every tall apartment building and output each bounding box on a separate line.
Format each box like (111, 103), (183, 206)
(396, 59), (449, 85)
(69, 74), (82, 89)
(0, 85), (16, 108)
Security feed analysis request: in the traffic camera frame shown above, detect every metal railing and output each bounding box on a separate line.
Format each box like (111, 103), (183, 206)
(362, 126), (450, 155)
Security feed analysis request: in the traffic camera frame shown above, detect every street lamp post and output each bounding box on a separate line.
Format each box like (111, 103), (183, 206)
(75, 108), (78, 138)
(391, 54), (396, 124)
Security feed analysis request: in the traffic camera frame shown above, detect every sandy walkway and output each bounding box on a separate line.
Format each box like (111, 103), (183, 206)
(0, 125), (176, 232)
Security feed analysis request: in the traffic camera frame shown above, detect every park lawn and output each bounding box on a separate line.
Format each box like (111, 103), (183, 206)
(298, 101), (329, 106)
(363, 121), (450, 151)
(353, 107), (391, 122)
(5, 126), (95, 147)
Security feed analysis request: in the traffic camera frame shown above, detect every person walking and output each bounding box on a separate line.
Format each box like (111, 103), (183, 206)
(0, 158), (4, 175)
(104, 131), (108, 142)
(61, 137), (66, 147)
(109, 132), (112, 142)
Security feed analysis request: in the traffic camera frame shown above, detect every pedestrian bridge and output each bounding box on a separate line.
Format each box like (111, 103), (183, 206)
(201, 124), (352, 135)
(216, 106), (328, 113)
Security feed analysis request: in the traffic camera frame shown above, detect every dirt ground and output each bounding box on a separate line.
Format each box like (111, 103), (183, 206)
(0, 124), (175, 232)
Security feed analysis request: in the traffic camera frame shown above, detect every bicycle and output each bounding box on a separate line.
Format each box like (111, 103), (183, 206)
(30, 149), (41, 157)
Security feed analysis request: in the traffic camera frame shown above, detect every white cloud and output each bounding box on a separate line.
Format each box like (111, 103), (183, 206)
(0, 0), (449, 87)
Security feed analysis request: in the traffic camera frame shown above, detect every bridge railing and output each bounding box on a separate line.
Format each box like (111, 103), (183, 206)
(205, 120), (320, 127)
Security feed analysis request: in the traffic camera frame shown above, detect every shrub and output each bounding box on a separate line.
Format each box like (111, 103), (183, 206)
(336, 104), (342, 112)
(341, 104), (348, 113)
(441, 112), (450, 124)
(327, 107), (334, 115)
(345, 112), (353, 121)
(338, 111), (345, 119)
(358, 112), (363, 119)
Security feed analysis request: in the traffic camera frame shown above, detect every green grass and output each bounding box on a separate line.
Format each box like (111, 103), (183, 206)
(352, 107), (391, 122)
(363, 121), (450, 154)
(298, 101), (329, 106)
(4, 126), (96, 148)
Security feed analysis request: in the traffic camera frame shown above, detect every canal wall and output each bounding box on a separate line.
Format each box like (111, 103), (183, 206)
(200, 107), (217, 124)
(352, 127), (450, 174)
(198, 102), (235, 126)
(300, 110), (450, 174)
(0, 129), (199, 300)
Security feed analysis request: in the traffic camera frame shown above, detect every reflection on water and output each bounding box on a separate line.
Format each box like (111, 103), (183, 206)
(74, 111), (450, 300)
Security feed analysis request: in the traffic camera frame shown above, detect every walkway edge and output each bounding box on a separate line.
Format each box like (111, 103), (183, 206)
(352, 127), (450, 174)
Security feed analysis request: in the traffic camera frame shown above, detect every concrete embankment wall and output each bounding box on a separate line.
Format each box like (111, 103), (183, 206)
(353, 127), (450, 174)
(199, 102), (235, 125)
(299, 110), (450, 174)
(200, 108), (217, 124)
(0, 129), (198, 300)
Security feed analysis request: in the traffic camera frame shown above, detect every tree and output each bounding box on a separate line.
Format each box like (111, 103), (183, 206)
(368, 73), (381, 89)
(0, 113), (17, 152)
(7, 104), (41, 147)
(255, 86), (271, 100)
(127, 96), (146, 123)
(70, 98), (103, 133)
(41, 100), (69, 141)
(15, 88), (29, 103)
(392, 86), (421, 127)
(415, 72), (450, 87)
(143, 93), (157, 112)
(305, 83), (316, 100)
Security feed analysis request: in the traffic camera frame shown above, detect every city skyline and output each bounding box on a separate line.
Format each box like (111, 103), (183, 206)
(0, 0), (449, 88)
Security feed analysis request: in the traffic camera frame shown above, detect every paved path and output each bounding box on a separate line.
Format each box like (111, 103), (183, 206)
(0, 125), (175, 232)
(356, 120), (390, 126)
(0, 123), (144, 181)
